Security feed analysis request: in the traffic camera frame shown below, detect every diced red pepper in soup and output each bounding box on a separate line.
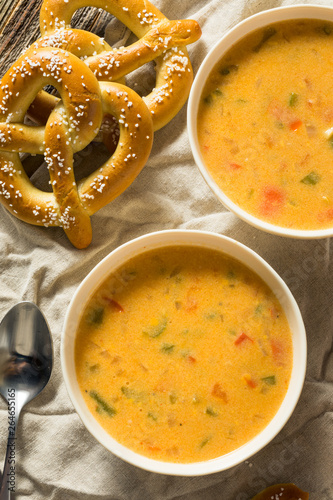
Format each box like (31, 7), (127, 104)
(270, 338), (286, 366)
(260, 186), (286, 217)
(234, 332), (254, 346)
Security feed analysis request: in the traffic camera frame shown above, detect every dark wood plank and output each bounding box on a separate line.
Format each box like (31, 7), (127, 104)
(0, 1), (112, 78)
(0, 0), (21, 32)
(72, 7), (113, 35)
(0, 0), (43, 77)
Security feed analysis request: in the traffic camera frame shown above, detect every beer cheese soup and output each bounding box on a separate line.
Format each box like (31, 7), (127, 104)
(75, 246), (293, 463)
(198, 19), (333, 230)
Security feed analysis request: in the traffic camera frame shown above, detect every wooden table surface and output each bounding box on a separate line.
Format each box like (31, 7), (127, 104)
(0, 0), (113, 78)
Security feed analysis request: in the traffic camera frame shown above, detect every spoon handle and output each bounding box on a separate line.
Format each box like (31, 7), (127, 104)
(0, 403), (22, 499)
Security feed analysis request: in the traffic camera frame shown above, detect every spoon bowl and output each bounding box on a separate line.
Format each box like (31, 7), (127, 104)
(0, 302), (53, 498)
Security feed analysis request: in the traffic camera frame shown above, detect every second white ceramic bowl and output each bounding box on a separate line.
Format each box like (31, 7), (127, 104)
(62, 230), (306, 476)
(188, 4), (333, 239)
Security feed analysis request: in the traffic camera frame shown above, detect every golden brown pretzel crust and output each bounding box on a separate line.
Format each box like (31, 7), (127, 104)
(34, 0), (201, 131)
(0, 0), (200, 248)
(0, 47), (153, 248)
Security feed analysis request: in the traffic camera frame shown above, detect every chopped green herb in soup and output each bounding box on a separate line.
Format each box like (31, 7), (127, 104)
(75, 246), (293, 463)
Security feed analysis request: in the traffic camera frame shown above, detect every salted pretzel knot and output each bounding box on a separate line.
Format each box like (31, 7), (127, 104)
(33, 0), (201, 131)
(0, 48), (153, 248)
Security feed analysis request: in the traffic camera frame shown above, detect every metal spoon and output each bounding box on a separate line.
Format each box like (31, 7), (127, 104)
(0, 302), (53, 499)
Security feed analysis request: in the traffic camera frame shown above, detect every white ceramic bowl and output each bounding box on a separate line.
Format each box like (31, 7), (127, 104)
(188, 4), (333, 239)
(62, 229), (306, 476)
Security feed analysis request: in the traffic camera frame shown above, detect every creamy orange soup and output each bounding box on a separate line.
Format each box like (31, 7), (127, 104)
(198, 19), (333, 230)
(75, 246), (293, 463)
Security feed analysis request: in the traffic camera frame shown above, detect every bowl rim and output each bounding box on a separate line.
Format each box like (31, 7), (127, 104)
(61, 229), (307, 476)
(187, 3), (333, 240)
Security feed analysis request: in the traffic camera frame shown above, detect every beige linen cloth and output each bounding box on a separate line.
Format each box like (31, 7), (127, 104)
(0, 0), (332, 498)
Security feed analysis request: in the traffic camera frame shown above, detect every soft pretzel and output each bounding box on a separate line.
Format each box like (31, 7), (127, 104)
(30, 0), (201, 131)
(0, 47), (153, 248)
